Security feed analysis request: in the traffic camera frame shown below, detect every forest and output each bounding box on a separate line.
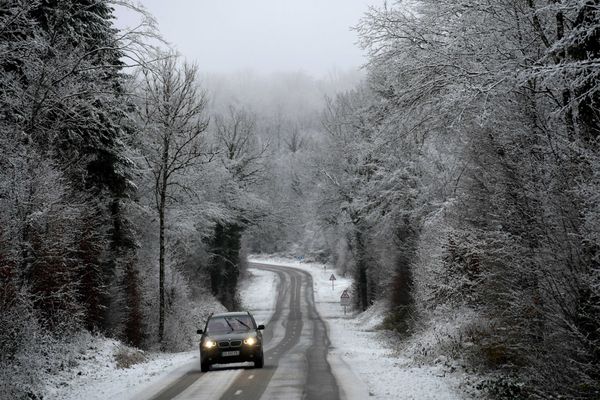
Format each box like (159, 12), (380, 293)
(1, 1), (599, 399)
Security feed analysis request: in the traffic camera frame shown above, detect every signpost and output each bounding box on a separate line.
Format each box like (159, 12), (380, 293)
(329, 274), (336, 290)
(340, 289), (351, 315)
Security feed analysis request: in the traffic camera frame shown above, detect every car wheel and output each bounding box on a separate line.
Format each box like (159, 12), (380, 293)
(254, 353), (264, 369)
(201, 361), (210, 372)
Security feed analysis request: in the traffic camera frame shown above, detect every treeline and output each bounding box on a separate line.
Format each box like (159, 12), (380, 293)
(0, 1), (266, 397)
(308, 1), (599, 399)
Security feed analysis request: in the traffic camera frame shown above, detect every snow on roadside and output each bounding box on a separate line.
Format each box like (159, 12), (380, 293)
(238, 267), (278, 326)
(43, 336), (196, 400)
(42, 293), (227, 400)
(249, 255), (468, 400)
(41, 267), (278, 400)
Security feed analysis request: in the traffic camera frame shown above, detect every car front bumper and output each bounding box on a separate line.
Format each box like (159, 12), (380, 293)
(200, 345), (262, 364)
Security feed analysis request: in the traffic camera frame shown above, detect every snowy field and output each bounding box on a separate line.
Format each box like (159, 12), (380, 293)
(249, 256), (468, 400)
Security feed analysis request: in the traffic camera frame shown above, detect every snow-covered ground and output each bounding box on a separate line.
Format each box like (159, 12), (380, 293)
(42, 338), (196, 400)
(249, 256), (469, 400)
(239, 267), (279, 327)
(41, 266), (279, 400)
(41, 257), (469, 400)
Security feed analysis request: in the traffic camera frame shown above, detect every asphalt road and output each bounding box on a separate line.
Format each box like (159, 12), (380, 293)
(148, 262), (340, 400)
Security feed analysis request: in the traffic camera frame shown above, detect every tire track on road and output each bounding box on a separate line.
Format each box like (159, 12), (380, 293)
(148, 262), (340, 400)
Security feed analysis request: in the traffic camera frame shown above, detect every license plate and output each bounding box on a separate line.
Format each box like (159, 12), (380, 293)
(222, 351), (239, 357)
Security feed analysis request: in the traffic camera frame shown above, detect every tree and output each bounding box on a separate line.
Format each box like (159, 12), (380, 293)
(0, 0), (140, 334)
(136, 54), (210, 344)
(208, 105), (267, 309)
(317, 88), (383, 311)
(354, 0), (600, 396)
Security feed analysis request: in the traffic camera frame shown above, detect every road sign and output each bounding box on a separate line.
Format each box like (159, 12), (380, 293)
(329, 274), (336, 290)
(340, 290), (351, 306)
(340, 289), (351, 314)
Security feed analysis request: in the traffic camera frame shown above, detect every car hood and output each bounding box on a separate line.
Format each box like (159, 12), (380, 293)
(205, 332), (257, 341)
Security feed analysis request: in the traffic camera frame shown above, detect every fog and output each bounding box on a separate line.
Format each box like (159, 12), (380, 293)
(114, 0), (381, 76)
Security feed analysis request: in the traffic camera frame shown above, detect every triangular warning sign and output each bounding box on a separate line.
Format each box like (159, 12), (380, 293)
(341, 290), (350, 299)
(329, 274), (336, 281)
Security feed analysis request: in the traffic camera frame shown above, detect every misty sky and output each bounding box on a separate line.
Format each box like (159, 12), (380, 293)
(114, 0), (381, 76)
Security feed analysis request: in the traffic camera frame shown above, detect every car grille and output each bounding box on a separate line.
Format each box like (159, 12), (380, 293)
(218, 340), (242, 348)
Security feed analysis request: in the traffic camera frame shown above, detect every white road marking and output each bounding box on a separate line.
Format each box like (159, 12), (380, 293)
(248, 374), (254, 380)
(173, 370), (241, 400)
(235, 389), (243, 395)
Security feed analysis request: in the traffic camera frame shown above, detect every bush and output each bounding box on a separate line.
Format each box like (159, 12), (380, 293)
(380, 305), (414, 335)
(114, 345), (147, 369)
(476, 376), (529, 400)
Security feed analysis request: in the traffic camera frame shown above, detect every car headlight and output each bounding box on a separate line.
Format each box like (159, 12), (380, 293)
(244, 337), (257, 346)
(203, 339), (217, 349)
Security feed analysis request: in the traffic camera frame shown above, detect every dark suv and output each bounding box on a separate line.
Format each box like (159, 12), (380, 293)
(197, 311), (265, 372)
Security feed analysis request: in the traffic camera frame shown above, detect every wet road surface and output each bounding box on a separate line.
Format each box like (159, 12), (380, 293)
(148, 262), (339, 400)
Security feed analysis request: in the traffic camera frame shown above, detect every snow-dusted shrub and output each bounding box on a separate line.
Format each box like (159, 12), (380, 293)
(0, 289), (99, 399)
(403, 306), (483, 365)
(0, 287), (44, 398)
(161, 269), (227, 352)
(162, 271), (196, 352)
(412, 206), (453, 311)
(114, 345), (147, 369)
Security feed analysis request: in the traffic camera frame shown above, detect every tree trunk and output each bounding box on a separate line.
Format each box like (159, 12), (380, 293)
(158, 192), (166, 344)
(123, 259), (143, 348)
(354, 229), (369, 311)
(158, 137), (169, 344)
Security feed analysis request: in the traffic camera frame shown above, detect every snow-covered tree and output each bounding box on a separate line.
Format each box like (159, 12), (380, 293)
(134, 54), (210, 344)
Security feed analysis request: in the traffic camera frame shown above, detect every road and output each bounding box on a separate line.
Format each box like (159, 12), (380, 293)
(147, 262), (340, 400)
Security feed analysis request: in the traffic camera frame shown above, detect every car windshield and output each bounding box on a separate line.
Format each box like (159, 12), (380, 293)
(206, 316), (254, 333)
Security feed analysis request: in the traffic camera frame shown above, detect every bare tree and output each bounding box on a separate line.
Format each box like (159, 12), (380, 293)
(213, 105), (269, 185)
(137, 54), (210, 344)
(284, 125), (305, 154)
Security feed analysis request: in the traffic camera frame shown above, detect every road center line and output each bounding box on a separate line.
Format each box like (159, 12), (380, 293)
(248, 374), (254, 380)
(235, 389), (243, 395)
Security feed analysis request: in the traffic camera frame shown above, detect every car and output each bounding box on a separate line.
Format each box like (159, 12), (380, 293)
(197, 311), (265, 372)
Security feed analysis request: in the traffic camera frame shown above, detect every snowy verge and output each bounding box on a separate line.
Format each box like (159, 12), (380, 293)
(40, 294), (227, 400)
(41, 265), (279, 400)
(249, 255), (469, 400)
(42, 334), (197, 400)
(238, 267), (279, 327)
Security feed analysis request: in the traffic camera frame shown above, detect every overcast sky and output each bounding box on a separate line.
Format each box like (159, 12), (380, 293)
(114, 0), (381, 77)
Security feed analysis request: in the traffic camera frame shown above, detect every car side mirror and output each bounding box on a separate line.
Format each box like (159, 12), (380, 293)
(257, 324), (265, 330)
(197, 329), (204, 334)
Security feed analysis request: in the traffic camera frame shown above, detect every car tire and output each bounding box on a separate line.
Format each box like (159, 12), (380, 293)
(201, 361), (210, 372)
(254, 353), (264, 369)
